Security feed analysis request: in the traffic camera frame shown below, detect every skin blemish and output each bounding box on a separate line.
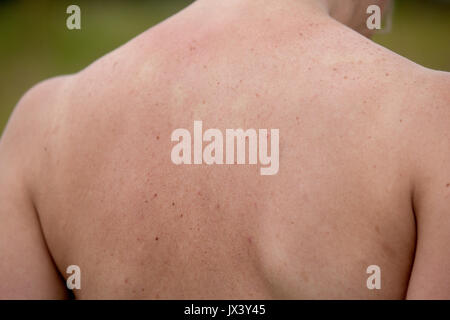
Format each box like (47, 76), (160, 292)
(216, 203), (220, 209)
(154, 193), (158, 198)
(172, 202), (175, 206)
(197, 191), (202, 196)
(385, 72), (390, 76)
(446, 183), (450, 187)
(155, 236), (159, 241)
(180, 214), (183, 218)
(344, 76), (348, 80)
(332, 67), (337, 71)
(375, 225), (380, 234)
(399, 119), (403, 123)
(382, 242), (396, 259)
(124, 278), (129, 284)
(156, 136), (160, 140)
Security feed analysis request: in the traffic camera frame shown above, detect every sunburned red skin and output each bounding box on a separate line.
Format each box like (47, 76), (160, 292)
(0, 0), (450, 300)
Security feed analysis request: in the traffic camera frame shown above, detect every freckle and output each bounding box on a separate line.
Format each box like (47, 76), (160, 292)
(155, 236), (159, 241)
(141, 288), (145, 292)
(217, 81), (220, 85)
(256, 93), (260, 98)
(203, 65), (207, 69)
(180, 214), (183, 218)
(172, 202), (175, 206)
(446, 183), (450, 187)
(373, 165), (377, 169)
(216, 203), (220, 209)
(154, 193), (158, 198)
(144, 199), (148, 203)
(156, 136), (160, 140)
(399, 119), (403, 123)
(344, 76), (348, 79)
(197, 191), (202, 196)
(332, 67), (337, 71)
(299, 32), (303, 36)
(202, 100), (205, 104)
(385, 72), (389, 76)
(375, 225), (380, 234)
(296, 116), (300, 121)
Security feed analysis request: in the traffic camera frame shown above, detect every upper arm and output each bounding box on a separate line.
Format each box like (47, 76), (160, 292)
(406, 72), (450, 299)
(0, 78), (69, 299)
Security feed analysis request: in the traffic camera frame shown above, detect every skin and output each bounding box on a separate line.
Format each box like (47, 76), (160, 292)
(0, 0), (449, 299)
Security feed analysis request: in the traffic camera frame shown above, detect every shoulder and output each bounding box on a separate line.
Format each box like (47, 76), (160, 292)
(0, 75), (73, 195)
(1, 75), (72, 157)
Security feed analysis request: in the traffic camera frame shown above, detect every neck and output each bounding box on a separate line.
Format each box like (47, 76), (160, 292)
(193, 0), (373, 36)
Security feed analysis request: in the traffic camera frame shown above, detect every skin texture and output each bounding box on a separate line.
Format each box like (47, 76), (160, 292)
(0, 0), (449, 299)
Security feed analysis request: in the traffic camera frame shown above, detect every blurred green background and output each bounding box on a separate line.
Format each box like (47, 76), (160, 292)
(1, 0), (449, 135)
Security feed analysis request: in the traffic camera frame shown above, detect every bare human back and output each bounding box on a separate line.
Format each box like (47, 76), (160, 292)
(1, 0), (450, 299)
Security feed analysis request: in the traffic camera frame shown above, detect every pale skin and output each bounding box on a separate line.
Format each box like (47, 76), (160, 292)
(1, 0), (449, 299)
